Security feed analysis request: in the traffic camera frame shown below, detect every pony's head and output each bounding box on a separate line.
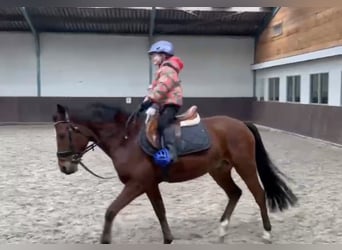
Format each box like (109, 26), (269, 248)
(52, 104), (97, 175)
(52, 102), (133, 175)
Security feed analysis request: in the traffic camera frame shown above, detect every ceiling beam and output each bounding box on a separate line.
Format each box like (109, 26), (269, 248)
(19, 7), (38, 37)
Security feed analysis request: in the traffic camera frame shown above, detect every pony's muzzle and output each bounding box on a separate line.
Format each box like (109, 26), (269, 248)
(58, 159), (78, 175)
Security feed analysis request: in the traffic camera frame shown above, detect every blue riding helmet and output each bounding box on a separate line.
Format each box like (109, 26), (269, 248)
(148, 40), (174, 56)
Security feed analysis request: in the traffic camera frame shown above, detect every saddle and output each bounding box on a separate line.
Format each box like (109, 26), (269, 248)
(145, 105), (200, 149)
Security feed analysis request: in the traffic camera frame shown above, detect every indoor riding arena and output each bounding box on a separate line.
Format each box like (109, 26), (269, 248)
(1, 6), (342, 244)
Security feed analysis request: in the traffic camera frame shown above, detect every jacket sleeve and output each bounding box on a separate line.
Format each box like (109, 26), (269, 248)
(147, 66), (180, 103)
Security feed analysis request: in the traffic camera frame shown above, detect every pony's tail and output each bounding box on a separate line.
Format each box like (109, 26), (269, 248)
(244, 122), (298, 212)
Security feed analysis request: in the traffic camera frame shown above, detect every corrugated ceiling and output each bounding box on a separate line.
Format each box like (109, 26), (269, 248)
(0, 7), (275, 36)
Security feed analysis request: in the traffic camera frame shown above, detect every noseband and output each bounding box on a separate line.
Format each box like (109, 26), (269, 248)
(54, 110), (115, 180)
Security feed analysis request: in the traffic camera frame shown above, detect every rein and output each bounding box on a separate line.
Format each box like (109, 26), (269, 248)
(124, 107), (141, 139)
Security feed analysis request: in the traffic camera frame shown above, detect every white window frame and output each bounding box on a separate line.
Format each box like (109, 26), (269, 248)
(310, 72), (329, 104)
(268, 77), (279, 101)
(286, 75), (301, 103)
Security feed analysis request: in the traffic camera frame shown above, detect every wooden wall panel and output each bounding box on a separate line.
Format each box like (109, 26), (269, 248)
(252, 101), (342, 145)
(255, 7), (342, 63)
(0, 97), (255, 123)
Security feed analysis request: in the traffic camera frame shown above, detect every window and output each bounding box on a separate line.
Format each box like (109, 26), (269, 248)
(310, 73), (329, 104)
(272, 22), (283, 37)
(287, 75), (301, 102)
(268, 77), (279, 101)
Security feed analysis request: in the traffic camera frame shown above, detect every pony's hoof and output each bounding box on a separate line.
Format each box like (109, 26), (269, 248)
(218, 219), (229, 243)
(218, 236), (225, 243)
(164, 238), (173, 244)
(100, 235), (111, 244)
(262, 230), (272, 244)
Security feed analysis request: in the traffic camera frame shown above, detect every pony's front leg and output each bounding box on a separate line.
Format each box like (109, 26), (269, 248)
(146, 184), (174, 244)
(101, 182), (144, 244)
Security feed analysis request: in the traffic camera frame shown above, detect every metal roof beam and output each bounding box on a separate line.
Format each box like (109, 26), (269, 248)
(20, 7), (38, 37)
(20, 7), (41, 97)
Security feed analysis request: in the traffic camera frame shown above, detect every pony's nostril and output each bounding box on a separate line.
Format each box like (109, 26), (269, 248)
(61, 166), (67, 172)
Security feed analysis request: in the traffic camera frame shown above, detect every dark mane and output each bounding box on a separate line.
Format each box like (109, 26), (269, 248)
(70, 102), (130, 123)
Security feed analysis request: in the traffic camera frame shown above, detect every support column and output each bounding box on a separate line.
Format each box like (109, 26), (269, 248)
(148, 7), (156, 85)
(20, 7), (41, 97)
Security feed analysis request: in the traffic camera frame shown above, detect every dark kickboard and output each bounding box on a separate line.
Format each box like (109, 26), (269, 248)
(138, 121), (212, 157)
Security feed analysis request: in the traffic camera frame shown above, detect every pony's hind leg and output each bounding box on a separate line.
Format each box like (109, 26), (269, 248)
(233, 159), (272, 243)
(209, 161), (242, 243)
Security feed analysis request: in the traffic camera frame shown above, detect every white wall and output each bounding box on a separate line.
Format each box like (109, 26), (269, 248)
(0, 32), (37, 96)
(154, 35), (255, 97)
(256, 56), (342, 106)
(0, 32), (255, 97)
(41, 33), (150, 97)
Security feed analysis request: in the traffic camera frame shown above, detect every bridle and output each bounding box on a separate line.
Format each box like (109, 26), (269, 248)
(54, 110), (115, 180)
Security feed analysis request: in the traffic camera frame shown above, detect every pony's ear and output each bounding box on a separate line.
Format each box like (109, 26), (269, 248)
(57, 104), (65, 114)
